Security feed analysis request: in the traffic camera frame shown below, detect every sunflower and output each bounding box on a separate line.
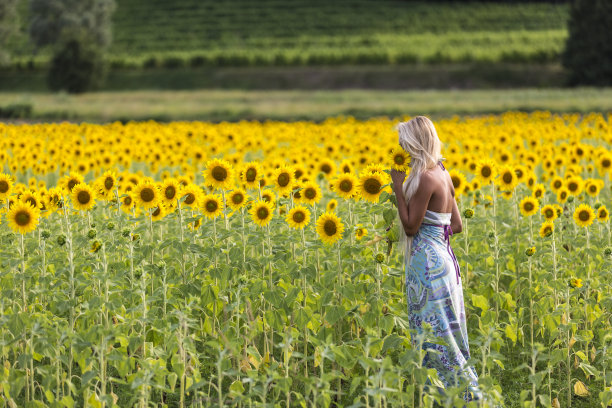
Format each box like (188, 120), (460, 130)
(160, 178), (181, 206)
(541, 204), (557, 221)
(316, 211), (345, 245)
(272, 165), (295, 196)
(585, 179), (603, 197)
(260, 190), (276, 207)
(448, 169), (467, 196)
(97, 170), (118, 199)
(573, 203), (595, 228)
(70, 183), (96, 211)
(389, 146), (411, 171)
(358, 171), (385, 203)
(0, 173), (13, 200)
(240, 162), (264, 189)
(556, 188), (569, 204)
(531, 183), (546, 200)
(299, 181), (322, 205)
(519, 196), (539, 217)
(565, 176), (583, 196)
(20, 190), (42, 210)
(151, 203), (167, 221)
(497, 165), (517, 191)
(180, 183), (202, 208)
(201, 194), (224, 219)
(250, 200), (274, 227)
(62, 172), (84, 193)
(539, 221), (554, 238)
(203, 158), (235, 190)
(326, 198), (338, 212)
(133, 181), (160, 210)
(286, 205), (311, 229)
(550, 176), (564, 194)
(227, 188), (248, 211)
(7, 201), (40, 234)
(596, 205), (609, 223)
(355, 224), (368, 240)
(331, 173), (358, 200)
(475, 159), (497, 184)
(318, 158), (336, 178)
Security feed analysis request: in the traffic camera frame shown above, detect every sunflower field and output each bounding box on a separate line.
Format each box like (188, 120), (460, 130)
(0, 112), (611, 408)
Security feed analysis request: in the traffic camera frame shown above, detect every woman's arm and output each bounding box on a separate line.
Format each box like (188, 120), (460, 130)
(391, 170), (434, 236)
(450, 193), (463, 234)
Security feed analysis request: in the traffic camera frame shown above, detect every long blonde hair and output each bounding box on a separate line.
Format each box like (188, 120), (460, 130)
(395, 116), (443, 266)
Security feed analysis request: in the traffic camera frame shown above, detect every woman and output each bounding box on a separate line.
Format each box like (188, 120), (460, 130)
(390, 116), (483, 404)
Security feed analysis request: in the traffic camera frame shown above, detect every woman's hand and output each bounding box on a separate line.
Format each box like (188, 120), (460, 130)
(390, 169), (406, 188)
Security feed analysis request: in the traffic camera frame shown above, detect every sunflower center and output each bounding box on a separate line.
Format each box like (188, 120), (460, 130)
(77, 190), (91, 205)
(554, 180), (562, 188)
(165, 186), (176, 199)
(68, 179), (78, 191)
(304, 188), (316, 200)
(599, 210), (608, 219)
(104, 177), (114, 190)
(278, 173), (290, 187)
(394, 155), (405, 165)
(26, 197), (37, 207)
(292, 211), (305, 223)
(451, 176), (461, 189)
(123, 196), (132, 205)
(257, 206), (269, 220)
(589, 185), (596, 193)
(152, 207), (161, 217)
(232, 193), (243, 204)
(578, 210), (590, 222)
(140, 188), (155, 203)
(481, 166), (491, 178)
(524, 202), (534, 212)
(543, 226), (552, 236)
(246, 168), (257, 182)
(339, 180), (352, 192)
(363, 178), (381, 195)
(603, 159), (611, 168)
(560, 191), (567, 199)
(515, 169), (523, 178)
(206, 200), (218, 212)
(545, 209), (554, 218)
(0, 180), (8, 193)
(502, 172), (513, 184)
(184, 193), (195, 205)
(212, 166), (227, 181)
(321, 164), (332, 174)
(568, 182), (578, 192)
(323, 220), (337, 236)
(15, 210), (30, 226)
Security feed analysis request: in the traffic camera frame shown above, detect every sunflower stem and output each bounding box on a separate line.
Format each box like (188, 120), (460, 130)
(20, 233), (26, 313)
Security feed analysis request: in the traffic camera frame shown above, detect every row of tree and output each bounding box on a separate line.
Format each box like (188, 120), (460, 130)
(0, 0), (610, 92)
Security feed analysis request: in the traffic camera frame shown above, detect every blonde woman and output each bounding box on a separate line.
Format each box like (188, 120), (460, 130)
(390, 116), (483, 405)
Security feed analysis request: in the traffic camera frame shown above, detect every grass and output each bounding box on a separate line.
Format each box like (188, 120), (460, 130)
(2, 87), (612, 123)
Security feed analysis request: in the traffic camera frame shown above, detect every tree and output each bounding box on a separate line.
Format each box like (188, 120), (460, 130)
(562, 0), (612, 86)
(29, 0), (116, 93)
(0, 0), (19, 65)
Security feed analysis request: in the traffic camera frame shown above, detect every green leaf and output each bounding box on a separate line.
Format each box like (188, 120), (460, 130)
(579, 362), (599, 377)
(575, 351), (587, 361)
(471, 294), (488, 312)
(229, 379), (245, 396)
(505, 324), (517, 344)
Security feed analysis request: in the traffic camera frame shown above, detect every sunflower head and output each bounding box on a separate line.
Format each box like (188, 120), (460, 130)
(7, 200), (40, 234)
(286, 205), (311, 230)
(556, 188), (569, 204)
(133, 181), (159, 210)
(204, 158), (235, 190)
(358, 172), (384, 203)
(272, 165), (295, 196)
(389, 146), (411, 171)
(71, 183), (96, 212)
(355, 224), (368, 240)
(573, 203), (595, 228)
(519, 196), (539, 217)
(0, 173), (13, 199)
(201, 194), (224, 219)
(316, 211), (345, 245)
(475, 159), (497, 184)
(541, 204), (557, 221)
(448, 169), (467, 196)
(241, 162), (263, 189)
(161, 178), (181, 204)
(597, 205), (609, 223)
(326, 198), (338, 212)
(228, 189), (248, 211)
(497, 166), (517, 190)
(539, 221), (554, 238)
(332, 173), (358, 200)
(250, 200), (274, 227)
(299, 181), (321, 205)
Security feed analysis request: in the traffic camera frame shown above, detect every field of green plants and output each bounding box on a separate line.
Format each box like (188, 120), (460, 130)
(7, 0), (568, 68)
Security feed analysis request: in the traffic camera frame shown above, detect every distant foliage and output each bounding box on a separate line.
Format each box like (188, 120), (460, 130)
(47, 29), (106, 93)
(562, 0), (612, 85)
(29, 0), (116, 49)
(0, 0), (19, 65)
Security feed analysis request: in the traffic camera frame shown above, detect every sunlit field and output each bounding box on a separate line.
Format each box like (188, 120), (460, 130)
(0, 112), (611, 407)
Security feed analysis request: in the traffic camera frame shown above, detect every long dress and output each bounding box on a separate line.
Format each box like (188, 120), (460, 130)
(405, 208), (483, 404)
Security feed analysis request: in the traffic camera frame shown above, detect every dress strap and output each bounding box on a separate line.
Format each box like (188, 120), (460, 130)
(420, 223), (461, 285)
(438, 160), (446, 171)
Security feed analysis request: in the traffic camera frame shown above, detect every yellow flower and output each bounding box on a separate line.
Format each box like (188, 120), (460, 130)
(448, 169), (467, 196)
(326, 198), (338, 212)
(97, 170), (118, 200)
(549, 176), (564, 193)
(240, 162), (263, 190)
(151, 203), (167, 221)
(531, 183), (545, 200)
(355, 224), (368, 240)
(475, 159), (497, 184)
(160, 178), (181, 207)
(271, 164), (295, 196)
(497, 165), (517, 191)
(539, 221), (554, 238)
(556, 187), (569, 204)
(200, 194), (224, 219)
(569, 278), (582, 288)
(541, 204), (557, 221)
(61, 172), (84, 193)
(133, 181), (160, 210)
(203, 158), (234, 190)
(0, 173), (13, 200)
(519, 196), (539, 217)
(358, 171), (385, 203)
(71, 183), (96, 211)
(389, 146), (411, 171)
(180, 183), (202, 208)
(120, 192), (135, 214)
(286, 205), (310, 230)
(7, 201), (40, 234)
(573, 203), (595, 228)
(299, 181), (322, 205)
(596, 205), (609, 223)
(331, 173), (358, 200)
(585, 179), (603, 197)
(250, 200), (274, 227)
(227, 188), (248, 211)
(316, 211), (345, 245)
(565, 176), (583, 196)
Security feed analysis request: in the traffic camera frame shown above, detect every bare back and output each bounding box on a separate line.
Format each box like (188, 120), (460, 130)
(423, 162), (455, 213)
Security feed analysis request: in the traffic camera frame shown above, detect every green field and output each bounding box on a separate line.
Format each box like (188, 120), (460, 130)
(2, 87), (611, 123)
(6, 1), (569, 68)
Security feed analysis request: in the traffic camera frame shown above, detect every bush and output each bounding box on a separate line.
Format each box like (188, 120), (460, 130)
(0, 104), (32, 119)
(47, 30), (107, 93)
(562, 0), (612, 86)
